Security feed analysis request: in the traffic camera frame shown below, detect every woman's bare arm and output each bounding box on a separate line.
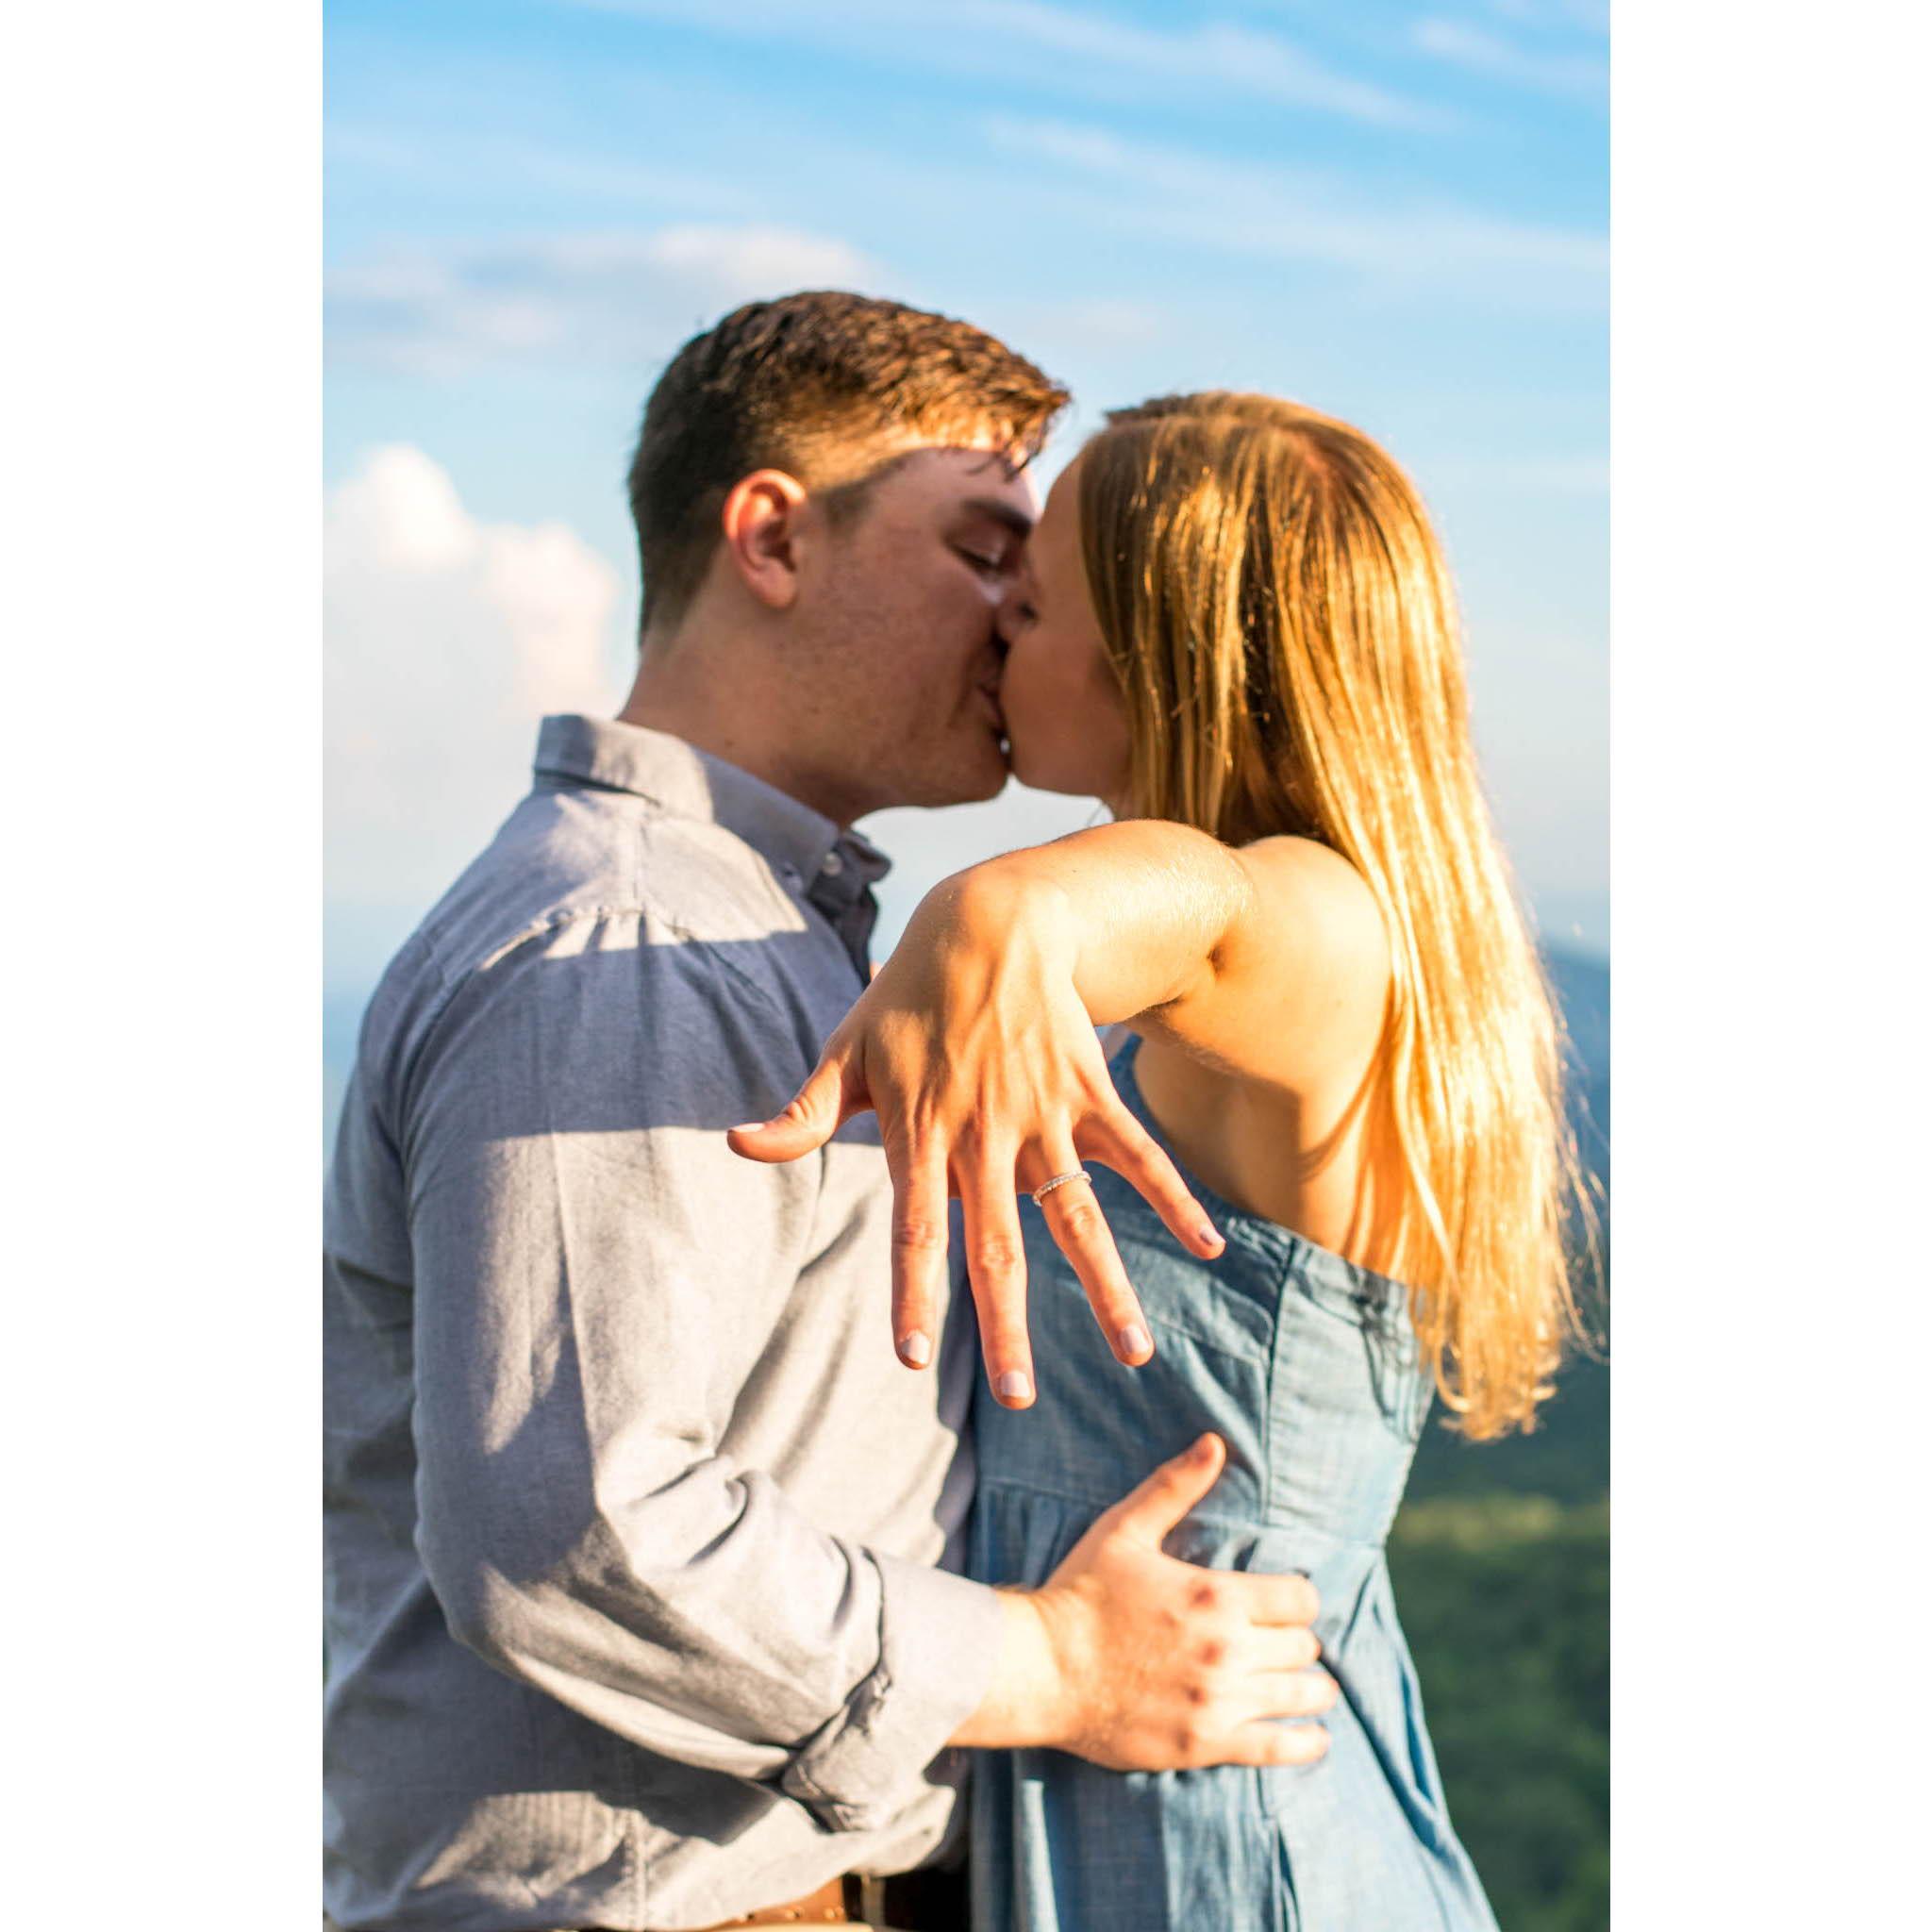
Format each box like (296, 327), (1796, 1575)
(952, 823), (1390, 1093)
(727, 821), (1388, 1400)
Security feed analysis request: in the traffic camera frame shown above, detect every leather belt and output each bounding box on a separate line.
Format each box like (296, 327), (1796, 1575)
(679, 1861), (970, 1929)
(681, 1873), (871, 1926)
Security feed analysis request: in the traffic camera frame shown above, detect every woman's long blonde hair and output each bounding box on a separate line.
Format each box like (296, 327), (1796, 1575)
(1080, 392), (1594, 1439)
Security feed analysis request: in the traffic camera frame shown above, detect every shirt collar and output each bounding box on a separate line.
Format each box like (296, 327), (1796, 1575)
(532, 714), (892, 906)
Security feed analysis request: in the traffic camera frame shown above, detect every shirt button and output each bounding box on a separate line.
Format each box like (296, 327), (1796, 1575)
(819, 851), (844, 877)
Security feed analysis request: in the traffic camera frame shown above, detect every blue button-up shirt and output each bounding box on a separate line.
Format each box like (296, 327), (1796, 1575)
(324, 716), (999, 1930)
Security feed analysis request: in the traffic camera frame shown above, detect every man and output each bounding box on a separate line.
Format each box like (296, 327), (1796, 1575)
(325, 292), (1334, 1932)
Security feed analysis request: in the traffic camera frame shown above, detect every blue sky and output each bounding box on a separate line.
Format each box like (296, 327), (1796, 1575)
(324, 0), (1607, 990)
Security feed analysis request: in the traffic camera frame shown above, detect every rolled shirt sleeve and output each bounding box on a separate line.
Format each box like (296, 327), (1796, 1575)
(396, 914), (1002, 1831)
(774, 1553), (1003, 1830)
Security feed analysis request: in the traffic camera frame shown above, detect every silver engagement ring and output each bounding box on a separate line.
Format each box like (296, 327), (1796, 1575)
(1030, 1170), (1092, 1207)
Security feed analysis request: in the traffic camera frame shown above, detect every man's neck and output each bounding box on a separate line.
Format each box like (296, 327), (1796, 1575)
(616, 631), (870, 828)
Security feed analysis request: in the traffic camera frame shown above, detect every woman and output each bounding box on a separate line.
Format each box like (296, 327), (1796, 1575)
(745, 392), (1587, 1929)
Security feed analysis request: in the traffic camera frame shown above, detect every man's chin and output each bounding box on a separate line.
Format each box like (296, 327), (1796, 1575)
(941, 758), (1011, 808)
(908, 738), (1011, 808)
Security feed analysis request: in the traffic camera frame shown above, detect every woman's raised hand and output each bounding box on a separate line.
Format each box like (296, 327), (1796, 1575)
(727, 870), (1224, 1407)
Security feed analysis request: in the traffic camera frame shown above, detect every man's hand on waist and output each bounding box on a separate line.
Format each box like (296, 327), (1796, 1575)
(949, 1432), (1335, 1770)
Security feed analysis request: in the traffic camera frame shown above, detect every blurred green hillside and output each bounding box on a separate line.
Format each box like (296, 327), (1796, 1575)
(1392, 1375), (1609, 1932)
(1391, 935), (1615, 1932)
(1389, 946), (1609, 1932)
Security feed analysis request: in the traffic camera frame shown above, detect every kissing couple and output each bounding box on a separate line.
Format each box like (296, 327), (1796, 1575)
(325, 291), (1580, 1931)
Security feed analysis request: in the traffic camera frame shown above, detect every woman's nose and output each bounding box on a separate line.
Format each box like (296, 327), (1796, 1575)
(994, 579), (1037, 644)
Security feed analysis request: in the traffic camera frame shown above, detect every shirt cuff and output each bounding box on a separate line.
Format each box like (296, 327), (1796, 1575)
(779, 1553), (1005, 1833)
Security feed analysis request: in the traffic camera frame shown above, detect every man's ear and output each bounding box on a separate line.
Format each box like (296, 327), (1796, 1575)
(719, 470), (810, 612)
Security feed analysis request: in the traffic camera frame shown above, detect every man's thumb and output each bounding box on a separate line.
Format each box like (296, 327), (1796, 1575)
(726, 1055), (858, 1163)
(1110, 1433), (1226, 1544)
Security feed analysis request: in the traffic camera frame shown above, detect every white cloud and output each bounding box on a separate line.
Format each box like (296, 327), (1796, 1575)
(325, 446), (628, 915)
(325, 121), (758, 217)
(558, 0), (1455, 130)
(643, 224), (874, 292)
(984, 114), (1607, 291)
(326, 223), (877, 375)
(1481, 0), (1608, 33)
(1412, 17), (1608, 100)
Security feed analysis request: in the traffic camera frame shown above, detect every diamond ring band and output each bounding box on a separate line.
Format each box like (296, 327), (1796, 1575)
(1030, 1169), (1092, 1208)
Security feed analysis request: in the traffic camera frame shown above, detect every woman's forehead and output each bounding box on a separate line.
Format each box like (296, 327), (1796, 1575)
(1032, 460), (1084, 554)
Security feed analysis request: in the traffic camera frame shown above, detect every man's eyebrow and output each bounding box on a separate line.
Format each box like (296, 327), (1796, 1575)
(960, 496), (1036, 541)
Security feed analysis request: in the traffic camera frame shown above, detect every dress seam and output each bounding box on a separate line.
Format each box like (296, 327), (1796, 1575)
(974, 1477), (1390, 1553)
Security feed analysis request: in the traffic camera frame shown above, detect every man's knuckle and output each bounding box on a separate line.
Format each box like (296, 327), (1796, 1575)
(1189, 1579), (1223, 1613)
(1196, 1638), (1227, 1670)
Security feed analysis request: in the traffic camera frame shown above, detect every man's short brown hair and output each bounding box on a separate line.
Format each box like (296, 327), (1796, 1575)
(627, 291), (1069, 631)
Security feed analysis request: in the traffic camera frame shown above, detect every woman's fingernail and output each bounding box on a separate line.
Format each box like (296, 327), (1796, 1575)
(996, 1370), (1033, 1405)
(897, 1331), (932, 1368)
(730, 1122), (767, 1134)
(1198, 1224), (1224, 1251)
(1117, 1324), (1152, 1361)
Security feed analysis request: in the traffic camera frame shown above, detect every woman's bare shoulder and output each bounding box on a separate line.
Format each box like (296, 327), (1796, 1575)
(1233, 836), (1391, 989)
(1156, 834), (1391, 1091)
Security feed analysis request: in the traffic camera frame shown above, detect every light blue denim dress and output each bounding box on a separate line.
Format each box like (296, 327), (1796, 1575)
(969, 1038), (1498, 1931)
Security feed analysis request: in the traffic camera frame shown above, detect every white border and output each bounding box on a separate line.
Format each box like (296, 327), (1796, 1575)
(1, 2), (317, 1912)
(7, 0), (1929, 1918)
(1614, 2), (1927, 1918)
